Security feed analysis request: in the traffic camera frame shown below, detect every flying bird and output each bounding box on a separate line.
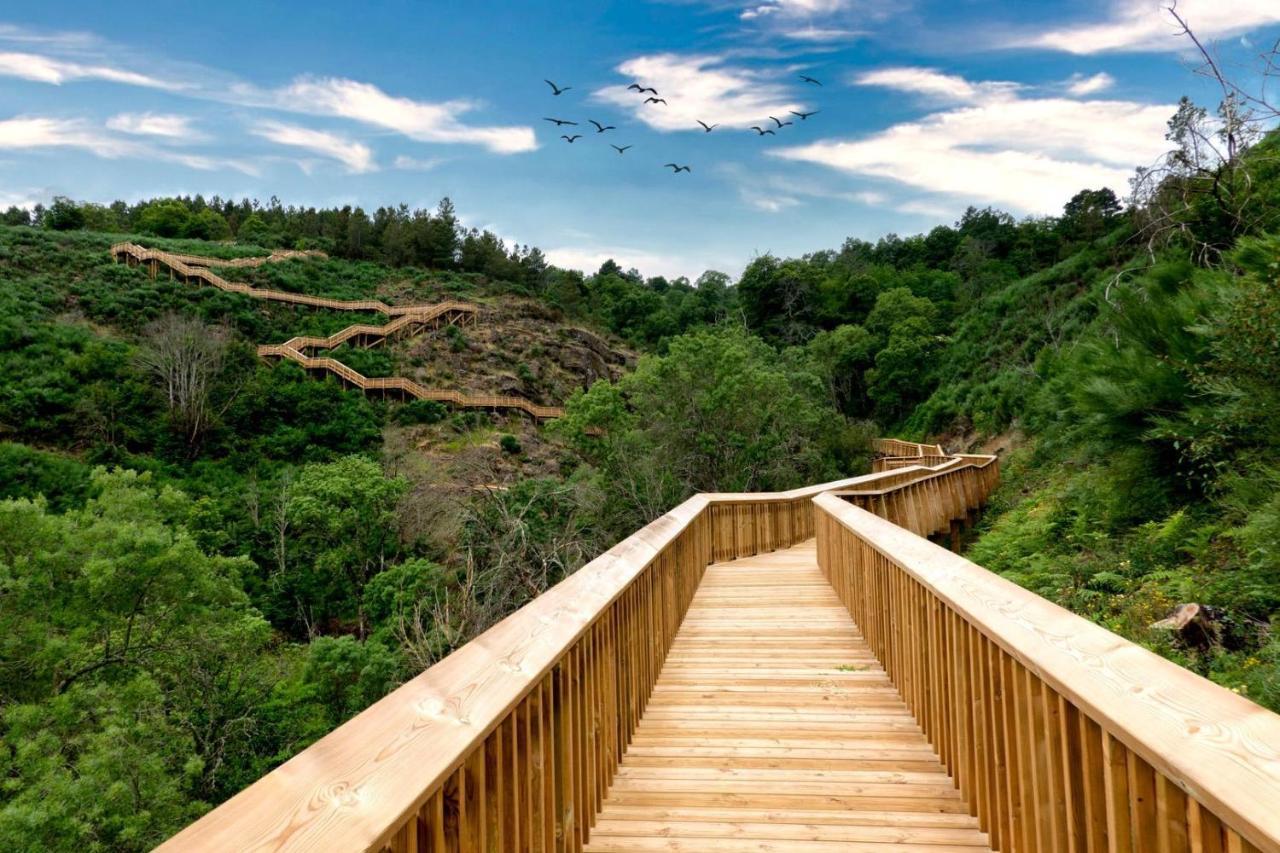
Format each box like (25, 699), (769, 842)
(628, 84), (659, 95)
(790, 110), (820, 120)
(611, 144), (632, 154)
(696, 120), (718, 132)
(589, 120), (617, 133)
(543, 117), (578, 126)
(561, 134), (582, 143)
(544, 79), (572, 95)
(799, 75), (822, 86)
(645, 97), (668, 105)
(664, 163), (691, 173)
(750, 126), (776, 136)
(769, 115), (793, 128)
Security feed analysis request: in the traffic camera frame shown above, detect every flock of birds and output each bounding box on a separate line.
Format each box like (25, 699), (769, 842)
(540, 74), (823, 174)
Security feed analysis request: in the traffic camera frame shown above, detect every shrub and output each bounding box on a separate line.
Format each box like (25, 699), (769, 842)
(391, 399), (448, 425)
(499, 434), (522, 454)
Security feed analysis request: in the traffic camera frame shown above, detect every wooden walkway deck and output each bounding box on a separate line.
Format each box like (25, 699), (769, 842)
(585, 540), (991, 852)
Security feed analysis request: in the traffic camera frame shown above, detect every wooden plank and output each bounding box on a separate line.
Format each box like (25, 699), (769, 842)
(584, 542), (989, 852)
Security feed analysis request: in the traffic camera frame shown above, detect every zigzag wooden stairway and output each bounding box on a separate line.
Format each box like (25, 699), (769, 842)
(158, 444), (1280, 853)
(111, 243), (566, 420)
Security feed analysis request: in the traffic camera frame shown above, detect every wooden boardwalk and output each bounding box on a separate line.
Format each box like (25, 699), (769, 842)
(585, 540), (991, 852)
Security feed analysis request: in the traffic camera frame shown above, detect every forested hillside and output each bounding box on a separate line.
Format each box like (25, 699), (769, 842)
(3, 111), (1280, 852)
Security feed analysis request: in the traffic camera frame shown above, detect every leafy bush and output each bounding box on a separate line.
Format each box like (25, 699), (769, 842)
(391, 399), (447, 425)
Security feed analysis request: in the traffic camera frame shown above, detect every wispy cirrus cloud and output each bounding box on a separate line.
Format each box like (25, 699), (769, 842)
(0, 115), (258, 175)
(1064, 72), (1115, 96)
(259, 77), (537, 155)
(851, 67), (1020, 102)
(736, 0), (901, 42)
(251, 120), (375, 173)
(595, 53), (807, 131)
(393, 154), (446, 171)
(0, 25), (537, 162)
(0, 49), (181, 89)
(718, 162), (888, 212)
(774, 67), (1172, 213)
(1014, 0), (1280, 54)
(106, 112), (201, 140)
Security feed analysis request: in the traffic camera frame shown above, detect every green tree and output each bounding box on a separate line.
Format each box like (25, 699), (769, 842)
(558, 325), (863, 530)
(282, 456), (409, 637)
(806, 324), (877, 415)
(43, 197), (85, 231)
(183, 209), (231, 241)
(235, 214), (274, 247)
(0, 469), (269, 850)
(136, 201), (191, 238)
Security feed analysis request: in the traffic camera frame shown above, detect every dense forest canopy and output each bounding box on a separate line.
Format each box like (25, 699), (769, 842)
(2, 76), (1280, 850)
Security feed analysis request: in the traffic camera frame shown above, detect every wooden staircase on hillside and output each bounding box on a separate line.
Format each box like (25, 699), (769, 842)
(111, 243), (568, 420)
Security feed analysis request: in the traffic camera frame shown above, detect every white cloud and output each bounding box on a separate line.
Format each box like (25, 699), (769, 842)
(741, 0), (855, 20)
(0, 188), (45, 210)
(896, 199), (956, 219)
(544, 243), (716, 280)
(0, 116), (131, 154)
(0, 27), (537, 157)
(0, 50), (180, 89)
(106, 112), (199, 139)
(774, 68), (1173, 213)
(393, 155), (445, 171)
(1065, 72), (1116, 96)
(0, 115), (257, 174)
(1020, 0), (1280, 54)
(266, 77), (536, 154)
(251, 120), (375, 173)
(853, 67), (1020, 102)
(719, 162), (890, 212)
(595, 53), (806, 132)
(782, 26), (864, 41)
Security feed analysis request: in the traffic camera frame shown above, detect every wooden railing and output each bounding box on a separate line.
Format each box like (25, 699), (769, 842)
(112, 242), (432, 316)
(156, 465), (925, 852)
(273, 302), (477, 354)
(874, 437), (946, 457)
(838, 453), (1000, 540)
(873, 453), (953, 471)
(165, 248), (329, 267)
(258, 345), (567, 420)
(814, 492), (1280, 853)
(112, 243), (574, 420)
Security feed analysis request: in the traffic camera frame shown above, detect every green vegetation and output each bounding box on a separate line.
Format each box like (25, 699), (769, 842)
(4, 89), (1280, 848)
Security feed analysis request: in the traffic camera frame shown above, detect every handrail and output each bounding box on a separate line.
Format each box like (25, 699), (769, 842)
(112, 242), (431, 316)
(258, 344), (568, 420)
(873, 453), (953, 471)
(815, 493), (1280, 852)
(275, 302), (477, 353)
(167, 248), (329, 267)
(157, 459), (969, 852)
(874, 437), (945, 457)
(112, 243), (575, 420)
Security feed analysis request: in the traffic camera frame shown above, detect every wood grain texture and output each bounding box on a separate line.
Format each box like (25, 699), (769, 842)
(584, 541), (990, 852)
(815, 492), (1280, 853)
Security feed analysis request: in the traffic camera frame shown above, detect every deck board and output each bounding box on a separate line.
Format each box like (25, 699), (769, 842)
(585, 540), (991, 852)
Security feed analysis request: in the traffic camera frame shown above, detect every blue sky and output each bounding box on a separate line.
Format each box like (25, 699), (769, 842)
(2, 0), (1279, 279)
